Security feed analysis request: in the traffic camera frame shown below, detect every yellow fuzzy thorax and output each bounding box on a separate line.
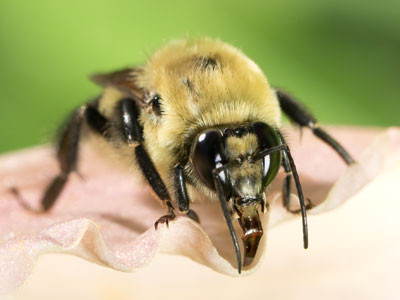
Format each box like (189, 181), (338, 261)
(138, 38), (281, 170)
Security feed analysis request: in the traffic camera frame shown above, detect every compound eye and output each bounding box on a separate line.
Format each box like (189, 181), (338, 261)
(192, 130), (228, 191)
(253, 122), (281, 187)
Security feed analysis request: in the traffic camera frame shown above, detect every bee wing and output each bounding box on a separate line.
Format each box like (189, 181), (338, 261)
(91, 68), (146, 106)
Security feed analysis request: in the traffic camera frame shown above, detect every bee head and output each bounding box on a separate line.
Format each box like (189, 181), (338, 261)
(191, 122), (281, 267)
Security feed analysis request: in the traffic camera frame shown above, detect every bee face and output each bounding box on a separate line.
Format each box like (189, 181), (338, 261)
(190, 122), (281, 265)
(225, 134), (263, 197)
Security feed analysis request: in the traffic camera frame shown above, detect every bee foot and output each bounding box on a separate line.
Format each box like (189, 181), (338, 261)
(154, 213), (176, 230)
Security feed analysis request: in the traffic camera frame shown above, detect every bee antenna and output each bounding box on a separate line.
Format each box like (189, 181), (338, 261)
(213, 169), (242, 274)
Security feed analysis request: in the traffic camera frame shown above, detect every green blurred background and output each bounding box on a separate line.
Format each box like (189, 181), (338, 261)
(0, 0), (399, 153)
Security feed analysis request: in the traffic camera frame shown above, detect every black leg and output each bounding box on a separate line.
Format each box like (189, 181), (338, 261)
(281, 150), (315, 213)
(276, 89), (355, 165)
(84, 105), (109, 137)
(119, 98), (176, 228)
(174, 164), (189, 212)
(173, 164), (200, 222)
(14, 107), (83, 211)
(12, 103), (110, 212)
(135, 145), (175, 229)
(120, 98), (143, 146)
(40, 106), (85, 211)
(134, 145), (171, 201)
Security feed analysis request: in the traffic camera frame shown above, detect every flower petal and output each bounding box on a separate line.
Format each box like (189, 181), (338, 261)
(0, 127), (398, 296)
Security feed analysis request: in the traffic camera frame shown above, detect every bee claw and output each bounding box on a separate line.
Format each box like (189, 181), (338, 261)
(154, 213), (176, 230)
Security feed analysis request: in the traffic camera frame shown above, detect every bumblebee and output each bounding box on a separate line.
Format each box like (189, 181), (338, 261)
(17, 38), (355, 273)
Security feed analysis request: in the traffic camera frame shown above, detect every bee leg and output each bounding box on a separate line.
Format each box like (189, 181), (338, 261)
(119, 99), (175, 228)
(12, 106), (81, 212)
(12, 102), (110, 212)
(43, 103), (110, 211)
(40, 107), (84, 211)
(275, 89), (355, 165)
(154, 200), (176, 229)
(173, 164), (200, 223)
(135, 145), (175, 229)
(281, 151), (315, 213)
(85, 103), (109, 137)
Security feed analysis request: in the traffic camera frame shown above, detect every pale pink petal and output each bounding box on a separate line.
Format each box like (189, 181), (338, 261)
(0, 127), (398, 297)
